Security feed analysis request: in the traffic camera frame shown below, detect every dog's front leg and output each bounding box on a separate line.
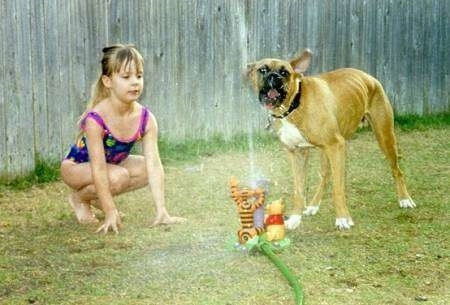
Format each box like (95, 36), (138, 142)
(284, 148), (309, 230)
(323, 138), (354, 230)
(305, 151), (329, 216)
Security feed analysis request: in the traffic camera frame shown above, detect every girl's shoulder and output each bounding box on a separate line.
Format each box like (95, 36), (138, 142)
(79, 100), (109, 130)
(135, 103), (158, 137)
(80, 110), (106, 131)
(137, 103), (155, 124)
(135, 102), (151, 113)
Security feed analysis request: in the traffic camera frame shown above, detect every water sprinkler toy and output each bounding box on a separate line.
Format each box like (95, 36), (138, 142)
(229, 177), (304, 305)
(229, 176), (266, 244)
(265, 199), (286, 241)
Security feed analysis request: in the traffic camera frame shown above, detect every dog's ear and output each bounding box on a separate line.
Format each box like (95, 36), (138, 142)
(244, 62), (257, 79)
(290, 49), (312, 74)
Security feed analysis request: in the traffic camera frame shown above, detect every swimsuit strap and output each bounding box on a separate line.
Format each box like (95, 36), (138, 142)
(81, 112), (109, 134)
(140, 106), (151, 137)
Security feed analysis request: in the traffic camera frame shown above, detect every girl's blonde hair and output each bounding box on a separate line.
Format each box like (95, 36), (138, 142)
(75, 44), (144, 137)
(86, 43), (144, 111)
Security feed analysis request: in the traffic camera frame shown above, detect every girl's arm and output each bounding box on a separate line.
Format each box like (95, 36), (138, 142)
(84, 117), (121, 233)
(142, 112), (185, 226)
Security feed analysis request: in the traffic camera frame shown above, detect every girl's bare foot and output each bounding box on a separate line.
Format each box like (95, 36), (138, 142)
(150, 214), (186, 227)
(69, 193), (99, 224)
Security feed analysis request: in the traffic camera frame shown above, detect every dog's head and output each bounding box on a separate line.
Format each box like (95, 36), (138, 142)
(245, 49), (312, 112)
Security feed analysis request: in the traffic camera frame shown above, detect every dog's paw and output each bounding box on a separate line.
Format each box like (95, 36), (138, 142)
(335, 217), (354, 230)
(284, 214), (302, 230)
(303, 205), (320, 216)
(399, 198), (416, 208)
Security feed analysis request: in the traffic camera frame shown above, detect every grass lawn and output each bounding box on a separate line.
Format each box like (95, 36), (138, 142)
(0, 127), (449, 305)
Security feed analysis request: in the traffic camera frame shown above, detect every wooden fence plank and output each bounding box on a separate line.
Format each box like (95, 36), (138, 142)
(30, 0), (49, 162)
(66, 0), (88, 151)
(4, 2), (18, 176)
(0, 0), (449, 179)
(0, 0), (7, 178)
(17, 1), (35, 174)
(4, 1), (35, 176)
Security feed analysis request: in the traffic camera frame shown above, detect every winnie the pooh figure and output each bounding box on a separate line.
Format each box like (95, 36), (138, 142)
(265, 199), (286, 241)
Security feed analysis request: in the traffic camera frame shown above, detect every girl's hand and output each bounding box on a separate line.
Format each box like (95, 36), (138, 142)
(96, 209), (122, 234)
(150, 213), (186, 227)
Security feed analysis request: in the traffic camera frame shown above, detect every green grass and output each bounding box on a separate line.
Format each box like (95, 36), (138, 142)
(394, 113), (450, 131)
(158, 132), (275, 164)
(0, 158), (60, 190)
(0, 124), (449, 304)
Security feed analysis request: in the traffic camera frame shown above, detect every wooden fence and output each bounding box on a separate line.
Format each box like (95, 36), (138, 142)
(0, 0), (449, 180)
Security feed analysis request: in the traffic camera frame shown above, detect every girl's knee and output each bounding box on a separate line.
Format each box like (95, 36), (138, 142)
(60, 161), (73, 186)
(60, 161), (91, 190)
(109, 167), (131, 194)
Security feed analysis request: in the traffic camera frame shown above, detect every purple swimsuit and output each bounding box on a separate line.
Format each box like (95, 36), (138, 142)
(65, 106), (150, 164)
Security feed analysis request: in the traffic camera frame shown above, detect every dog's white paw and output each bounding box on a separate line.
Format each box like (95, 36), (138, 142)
(303, 205), (320, 216)
(284, 214), (302, 230)
(335, 217), (354, 230)
(399, 198), (416, 208)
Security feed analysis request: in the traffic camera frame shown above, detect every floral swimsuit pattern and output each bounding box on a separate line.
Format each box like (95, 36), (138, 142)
(65, 106), (150, 164)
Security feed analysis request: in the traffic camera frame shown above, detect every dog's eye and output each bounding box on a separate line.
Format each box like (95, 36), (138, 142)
(279, 68), (290, 77)
(258, 66), (269, 74)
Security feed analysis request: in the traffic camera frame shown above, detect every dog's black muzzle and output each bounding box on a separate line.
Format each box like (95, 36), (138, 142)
(258, 72), (287, 109)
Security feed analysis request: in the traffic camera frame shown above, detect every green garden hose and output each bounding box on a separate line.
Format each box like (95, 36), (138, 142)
(256, 238), (304, 305)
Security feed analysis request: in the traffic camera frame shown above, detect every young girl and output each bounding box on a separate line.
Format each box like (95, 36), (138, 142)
(61, 44), (185, 234)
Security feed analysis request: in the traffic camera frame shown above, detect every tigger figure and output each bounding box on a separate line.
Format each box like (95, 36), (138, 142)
(230, 176), (265, 244)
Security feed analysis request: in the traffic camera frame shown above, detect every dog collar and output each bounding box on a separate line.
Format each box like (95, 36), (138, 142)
(271, 83), (302, 119)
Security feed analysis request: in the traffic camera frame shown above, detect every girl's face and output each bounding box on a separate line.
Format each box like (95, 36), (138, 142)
(103, 60), (144, 103)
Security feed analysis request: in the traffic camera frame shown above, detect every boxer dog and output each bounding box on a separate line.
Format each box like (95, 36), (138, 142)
(246, 49), (416, 230)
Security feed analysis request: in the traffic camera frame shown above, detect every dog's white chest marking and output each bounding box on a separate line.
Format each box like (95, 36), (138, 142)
(277, 119), (314, 149)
